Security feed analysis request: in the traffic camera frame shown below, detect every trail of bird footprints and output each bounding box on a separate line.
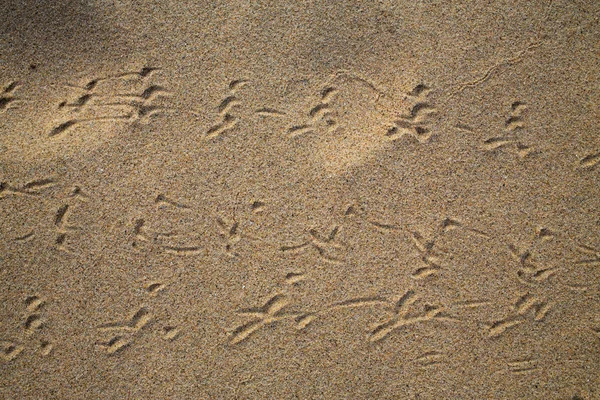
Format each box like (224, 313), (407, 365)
(2, 181), (599, 367)
(3, 68), (598, 170)
(3, 190), (599, 343)
(1, 70), (598, 375)
(226, 220), (598, 347)
(228, 279), (508, 345)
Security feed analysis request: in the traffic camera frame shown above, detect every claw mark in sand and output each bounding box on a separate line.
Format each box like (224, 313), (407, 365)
(369, 290), (459, 342)
(344, 204), (400, 232)
(0, 178), (56, 198)
(506, 358), (539, 374)
(24, 296), (46, 335)
(450, 299), (491, 310)
(0, 81), (26, 111)
(53, 188), (90, 253)
(14, 231), (35, 242)
(414, 351), (445, 367)
(205, 79), (250, 139)
(49, 116), (131, 138)
(96, 286), (182, 355)
(409, 231), (442, 280)
(162, 326), (181, 341)
(216, 215), (261, 257)
(578, 152), (600, 170)
(410, 217), (488, 280)
(97, 307), (153, 354)
(487, 293), (552, 338)
(385, 84), (437, 143)
(285, 272), (306, 286)
(575, 243), (600, 267)
(146, 282), (166, 295)
(482, 101), (535, 158)
(155, 194), (190, 210)
(1, 295), (54, 362)
(281, 225), (346, 264)
(250, 200), (265, 213)
(256, 107), (286, 117)
(98, 307), (153, 332)
(228, 294), (300, 345)
(507, 227), (558, 285)
(287, 86), (338, 138)
(132, 218), (203, 256)
(1, 340), (25, 362)
(454, 123), (475, 133)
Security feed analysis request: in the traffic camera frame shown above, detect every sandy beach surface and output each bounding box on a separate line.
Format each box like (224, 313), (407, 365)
(1, 0), (599, 398)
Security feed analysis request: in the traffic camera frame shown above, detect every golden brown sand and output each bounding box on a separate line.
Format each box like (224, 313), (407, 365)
(1, 0), (599, 398)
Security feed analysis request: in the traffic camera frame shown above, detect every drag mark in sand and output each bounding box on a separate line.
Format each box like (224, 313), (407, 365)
(506, 358), (539, 374)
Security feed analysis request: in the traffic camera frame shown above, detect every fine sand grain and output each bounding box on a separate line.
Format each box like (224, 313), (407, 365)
(1, 0), (599, 398)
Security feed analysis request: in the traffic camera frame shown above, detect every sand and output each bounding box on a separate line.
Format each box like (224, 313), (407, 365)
(1, 0), (599, 398)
